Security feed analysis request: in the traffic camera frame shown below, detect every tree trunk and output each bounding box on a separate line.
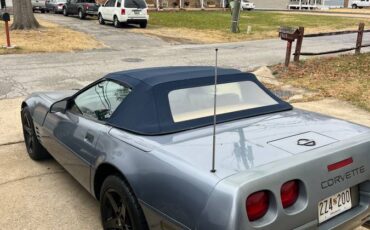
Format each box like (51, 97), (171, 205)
(11, 0), (40, 30)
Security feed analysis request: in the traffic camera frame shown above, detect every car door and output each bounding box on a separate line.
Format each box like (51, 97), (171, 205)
(42, 80), (131, 191)
(104, 0), (115, 21)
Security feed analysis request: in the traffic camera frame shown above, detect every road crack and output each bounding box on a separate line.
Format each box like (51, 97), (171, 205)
(0, 140), (24, 147)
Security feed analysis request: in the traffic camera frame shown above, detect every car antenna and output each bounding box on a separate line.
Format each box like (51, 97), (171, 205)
(211, 48), (218, 173)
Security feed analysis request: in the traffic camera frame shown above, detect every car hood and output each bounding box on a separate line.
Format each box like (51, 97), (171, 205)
(141, 109), (370, 179)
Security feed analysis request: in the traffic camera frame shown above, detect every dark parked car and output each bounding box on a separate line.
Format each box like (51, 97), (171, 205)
(63, 0), (99, 19)
(46, 0), (67, 13)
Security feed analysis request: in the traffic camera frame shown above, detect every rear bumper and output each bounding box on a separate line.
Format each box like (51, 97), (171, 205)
(118, 14), (149, 23)
(296, 181), (370, 230)
(33, 6), (47, 10)
(127, 19), (147, 24)
(85, 10), (98, 15)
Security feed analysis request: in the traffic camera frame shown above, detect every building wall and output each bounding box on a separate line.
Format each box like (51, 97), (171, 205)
(254, 0), (289, 9)
(324, 0), (344, 7)
(253, 0), (343, 9)
(5, 0), (12, 7)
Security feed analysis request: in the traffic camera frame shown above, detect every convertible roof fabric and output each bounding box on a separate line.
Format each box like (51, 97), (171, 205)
(105, 66), (292, 135)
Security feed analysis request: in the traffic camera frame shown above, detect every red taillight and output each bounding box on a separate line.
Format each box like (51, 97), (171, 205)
(246, 191), (269, 221)
(84, 3), (89, 9)
(281, 180), (299, 208)
(121, 9), (125, 15)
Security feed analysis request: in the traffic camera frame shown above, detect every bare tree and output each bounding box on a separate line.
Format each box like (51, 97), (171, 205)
(11, 0), (40, 30)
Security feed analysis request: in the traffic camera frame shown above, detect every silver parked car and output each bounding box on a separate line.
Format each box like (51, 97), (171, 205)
(46, 0), (67, 13)
(21, 66), (370, 229)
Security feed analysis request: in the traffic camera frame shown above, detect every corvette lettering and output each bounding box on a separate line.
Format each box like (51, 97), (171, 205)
(321, 166), (366, 189)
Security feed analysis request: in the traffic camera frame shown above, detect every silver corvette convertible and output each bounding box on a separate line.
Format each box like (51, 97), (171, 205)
(21, 66), (370, 229)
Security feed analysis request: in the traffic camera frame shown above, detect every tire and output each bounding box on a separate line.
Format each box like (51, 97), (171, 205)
(113, 16), (121, 28)
(352, 4), (357, 8)
(41, 9), (45, 13)
(21, 107), (50, 161)
(78, 9), (86, 19)
(63, 7), (68, 16)
(98, 13), (105, 25)
(100, 175), (148, 230)
(139, 21), (147, 28)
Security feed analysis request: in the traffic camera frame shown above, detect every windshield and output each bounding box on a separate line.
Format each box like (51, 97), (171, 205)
(168, 81), (278, 122)
(124, 0), (146, 8)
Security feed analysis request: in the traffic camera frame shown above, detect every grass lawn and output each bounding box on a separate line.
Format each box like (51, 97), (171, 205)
(271, 54), (370, 112)
(0, 18), (103, 55)
(133, 11), (370, 43)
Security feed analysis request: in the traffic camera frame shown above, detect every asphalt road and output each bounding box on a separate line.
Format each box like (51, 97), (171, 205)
(1, 13), (370, 99)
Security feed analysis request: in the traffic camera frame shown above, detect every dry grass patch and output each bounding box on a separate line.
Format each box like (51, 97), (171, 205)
(0, 18), (104, 54)
(132, 27), (276, 43)
(271, 54), (370, 112)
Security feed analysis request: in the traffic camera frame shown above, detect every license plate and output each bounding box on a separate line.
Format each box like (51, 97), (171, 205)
(134, 10), (140, 14)
(318, 188), (352, 224)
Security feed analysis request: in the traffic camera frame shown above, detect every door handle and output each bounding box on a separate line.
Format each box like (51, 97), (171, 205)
(84, 132), (94, 144)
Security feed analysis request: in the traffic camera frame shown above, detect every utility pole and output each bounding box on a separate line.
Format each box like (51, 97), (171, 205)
(231, 0), (241, 33)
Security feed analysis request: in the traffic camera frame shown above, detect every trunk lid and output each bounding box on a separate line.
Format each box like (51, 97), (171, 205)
(145, 109), (370, 179)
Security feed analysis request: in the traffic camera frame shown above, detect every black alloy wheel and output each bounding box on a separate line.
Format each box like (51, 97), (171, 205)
(100, 176), (148, 230)
(21, 107), (50, 160)
(101, 188), (134, 229)
(22, 110), (34, 155)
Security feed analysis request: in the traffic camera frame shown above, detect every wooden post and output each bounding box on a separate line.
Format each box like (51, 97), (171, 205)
(294, 27), (304, 63)
(285, 40), (293, 67)
(4, 20), (10, 48)
(355, 23), (365, 55)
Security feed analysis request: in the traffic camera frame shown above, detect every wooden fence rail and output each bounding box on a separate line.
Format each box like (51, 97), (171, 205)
(280, 23), (369, 67)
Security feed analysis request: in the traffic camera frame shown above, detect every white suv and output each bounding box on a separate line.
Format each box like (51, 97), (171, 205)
(241, 0), (255, 10)
(351, 0), (370, 8)
(98, 0), (148, 28)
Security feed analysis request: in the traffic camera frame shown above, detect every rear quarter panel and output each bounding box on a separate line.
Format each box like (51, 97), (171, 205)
(92, 131), (222, 229)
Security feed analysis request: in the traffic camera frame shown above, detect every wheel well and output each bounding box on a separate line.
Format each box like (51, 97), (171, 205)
(94, 163), (127, 200)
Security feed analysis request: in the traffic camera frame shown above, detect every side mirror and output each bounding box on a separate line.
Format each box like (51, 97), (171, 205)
(50, 99), (68, 113)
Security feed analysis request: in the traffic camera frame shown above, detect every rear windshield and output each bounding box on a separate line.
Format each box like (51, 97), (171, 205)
(124, 0), (146, 8)
(168, 81), (278, 122)
(83, 0), (96, 3)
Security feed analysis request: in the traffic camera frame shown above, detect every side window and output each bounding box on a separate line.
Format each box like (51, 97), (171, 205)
(116, 0), (121, 7)
(105, 0), (114, 6)
(70, 80), (131, 121)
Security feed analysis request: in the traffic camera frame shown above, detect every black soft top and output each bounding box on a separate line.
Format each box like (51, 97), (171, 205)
(104, 66), (292, 135)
